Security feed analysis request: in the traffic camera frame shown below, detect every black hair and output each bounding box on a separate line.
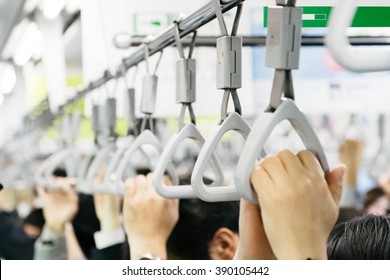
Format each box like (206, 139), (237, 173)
(23, 208), (45, 230)
(166, 175), (239, 260)
(327, 214), (390, 260)
(167, 199), (239, 260)
(53, 168), (67, 178)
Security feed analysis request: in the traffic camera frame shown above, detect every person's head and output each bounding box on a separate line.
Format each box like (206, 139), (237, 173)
(23, 208), (45, 238)
(167, 197), (239, 260)
(363, 187), (390, 216)
(327, 214), (390, 260)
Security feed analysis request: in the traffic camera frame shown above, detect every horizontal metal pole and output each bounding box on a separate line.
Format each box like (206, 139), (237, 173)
(10, 0), (246, 139)
(128, 35), (390, 47)
(121, 0), (245, 70)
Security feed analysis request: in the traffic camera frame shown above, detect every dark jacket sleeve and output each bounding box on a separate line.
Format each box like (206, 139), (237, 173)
(0, 211), (36, 260)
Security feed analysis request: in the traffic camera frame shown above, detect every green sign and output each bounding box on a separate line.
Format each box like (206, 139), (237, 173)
(264, 7), (390, 28)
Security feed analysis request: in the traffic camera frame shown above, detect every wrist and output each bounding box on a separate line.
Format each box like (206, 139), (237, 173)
(277, 244), (328, 260)
(234, 246), (276, 260)
(100, 217), (122, 232)
(128, 236), (167, 260)
(47, 222), (66, 234)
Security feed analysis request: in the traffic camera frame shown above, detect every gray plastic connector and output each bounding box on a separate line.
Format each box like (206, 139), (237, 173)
(92, 105), (101, 134)
(216, 36), (242, 89)
(141, 74), (158, 114)
(176, 58), (196, 103)
(266, 6), (302, 70)
(105, 98), (117, 129)
(125, 88), (136, 123)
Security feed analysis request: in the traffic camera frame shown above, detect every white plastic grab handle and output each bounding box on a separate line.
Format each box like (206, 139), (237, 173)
(235, 99), (329, 204)
(326, 0), (390, 72)
(85, 144), (116, 194)
(35, 148), (77, 189)
(191, 112), (250, 202)
(103, 136), (137, 195)
(34, 151), (65, 187)
(153, 123), (224, 199)
(76, 152), (96, 194)
(114, 130), (179, 190)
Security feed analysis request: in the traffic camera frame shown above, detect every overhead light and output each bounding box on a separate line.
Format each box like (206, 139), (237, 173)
(41, 0), (66, 19)
(13, 22), (43, 66)
(0, 93), (4, 107)
(0, 63), (17, 94)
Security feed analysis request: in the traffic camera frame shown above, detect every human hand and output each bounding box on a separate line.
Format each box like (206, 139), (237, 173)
(123, 173), (178, 259)
(94, 193), (122, 231)
(338, 139), (363, 187)
(37, 178), (79, 234)
(234, 199), (275, 260)
(251, 150), (345, 260)
(93, 167), (122, 231)
(378, 175), (390, 198)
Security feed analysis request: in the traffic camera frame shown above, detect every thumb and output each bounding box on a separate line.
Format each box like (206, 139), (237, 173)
(326, 164), (345, 207)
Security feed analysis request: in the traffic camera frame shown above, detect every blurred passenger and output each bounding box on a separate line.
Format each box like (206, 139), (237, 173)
(363, 187), (390, 216)
(123, 174), (240, 260)
(0, 188), (37, 259)
(338, 139), (364, 208)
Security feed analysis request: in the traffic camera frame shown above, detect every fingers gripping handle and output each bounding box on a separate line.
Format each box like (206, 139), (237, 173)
(153, 123), (224, 199)
(191, 112), (250, 202)
(235, 99), (329, 203)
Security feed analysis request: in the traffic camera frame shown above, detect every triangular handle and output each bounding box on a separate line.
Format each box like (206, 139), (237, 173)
(43, 148), (77, 189)
(114, 130), (179, 190)
(35, 152), (61, 187)
(235, 99), (329, 203)
(76, 152), (96, 194)
(326, 0), (390, 72)
(103, 136), (136, 195)
(191, 112), (250, 202)
(153, 123), (224, 199)
(85, 144), (116, 194)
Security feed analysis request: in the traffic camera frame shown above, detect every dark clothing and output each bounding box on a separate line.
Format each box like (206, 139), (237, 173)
(0, 210), (36, 259)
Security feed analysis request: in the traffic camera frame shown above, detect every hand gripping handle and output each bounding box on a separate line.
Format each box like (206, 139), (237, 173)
(153, 123), (224, 199)
(191, 112), (250, 202)
(235, 99), (329, 203)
